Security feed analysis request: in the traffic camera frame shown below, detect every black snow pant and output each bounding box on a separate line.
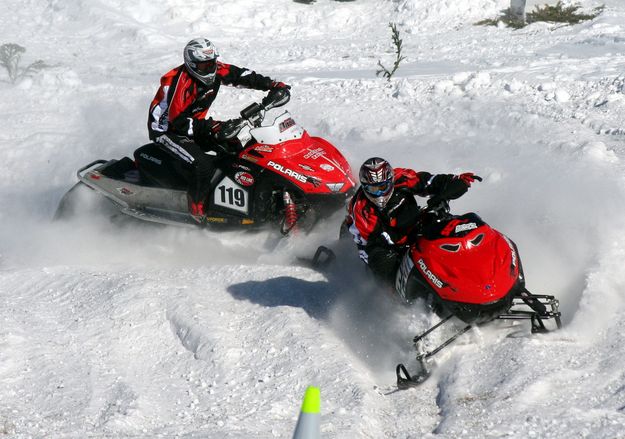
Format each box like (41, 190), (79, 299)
(154, 133), (215, 204)
(366, 245), (403, 286)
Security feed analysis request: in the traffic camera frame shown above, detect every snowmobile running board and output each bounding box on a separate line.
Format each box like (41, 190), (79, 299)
(396, 294), (562, 389)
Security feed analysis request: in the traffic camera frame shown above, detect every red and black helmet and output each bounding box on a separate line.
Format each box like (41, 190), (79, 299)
(359, 157), (394, 209)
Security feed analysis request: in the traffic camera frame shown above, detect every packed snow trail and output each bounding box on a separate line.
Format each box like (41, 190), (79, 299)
(2, 0), (625, 437)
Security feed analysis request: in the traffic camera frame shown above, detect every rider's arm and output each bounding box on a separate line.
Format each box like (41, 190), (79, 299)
(396, 168), (469, 201)
(348, 192), (400, 263)
(347, 192), (375, 246)
(427, 174), (471, 201)
(217, 62), (284, 91)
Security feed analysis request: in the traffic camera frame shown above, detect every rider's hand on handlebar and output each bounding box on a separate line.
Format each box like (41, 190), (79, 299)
(270, 81), (291, 90)
(213, 118), (243, 141)
(262, 86), (291, 109)
(426, 196), (446, 210)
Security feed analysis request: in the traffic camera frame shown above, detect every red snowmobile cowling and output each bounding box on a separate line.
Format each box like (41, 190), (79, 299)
(239, 114), (355, 195)
(409, 219), (520, 305)
(395, 209), (527, 324)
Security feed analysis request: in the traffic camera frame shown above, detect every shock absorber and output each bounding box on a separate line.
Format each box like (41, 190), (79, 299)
(282, 190), (298, 235)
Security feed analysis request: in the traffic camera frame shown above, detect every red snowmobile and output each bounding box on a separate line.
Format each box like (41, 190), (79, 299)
(55, 90), (355, 234)
(392, 197), (562, 388)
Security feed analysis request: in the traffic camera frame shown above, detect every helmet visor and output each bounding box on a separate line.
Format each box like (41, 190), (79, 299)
(363, 180), (392, 197)
(195, 59), (217, 74)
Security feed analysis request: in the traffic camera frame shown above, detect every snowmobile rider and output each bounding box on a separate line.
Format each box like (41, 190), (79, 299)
(345, 157), (480, 285)
(147, 37), (290, 223)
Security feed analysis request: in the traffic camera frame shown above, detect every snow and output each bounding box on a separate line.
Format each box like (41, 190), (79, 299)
(1, 0), (625, 437)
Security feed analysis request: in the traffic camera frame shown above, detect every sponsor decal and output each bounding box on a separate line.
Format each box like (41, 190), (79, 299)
(267, 160), (307, 183)
(254, 144), (274, 153)
(299, 164), (315, 172)
(116, 187), (135, 196)
(234, 163), (251, 171)
(89, 173), (101, 180)
(455, 222), (478, 233)
(308, 176), (322, 188)
(325, 183), (345, 192)
(278, 117), (296, 132)
(205, 216), (227, 223)
(235, 171), (255, 187)
(441, 219), (464, 236)
(139, 153), (162, 165)
(503, 236), (517, 268)
(417, 258), (444, 289)
(241, 154), (259, 163)
(320, 164), (334, 172)
(304, 147), (325, 160)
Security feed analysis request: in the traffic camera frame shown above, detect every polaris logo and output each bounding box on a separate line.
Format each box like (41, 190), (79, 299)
(417, 258), (444, 289)
(267, 161), (307, 183)
(455, 222), (477, 233)
(140, 153), (162, 165)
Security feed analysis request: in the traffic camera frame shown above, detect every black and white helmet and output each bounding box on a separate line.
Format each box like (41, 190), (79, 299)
(359, 157), (394, 209)
(183, 38), (219, 86)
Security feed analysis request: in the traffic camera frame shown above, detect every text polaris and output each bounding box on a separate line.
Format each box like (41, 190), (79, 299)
(267, 161), (307, 183)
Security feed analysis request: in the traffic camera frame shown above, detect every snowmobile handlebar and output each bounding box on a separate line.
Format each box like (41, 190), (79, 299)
(237, 88), (291, 128)
(424, 198), (451, 215)
(213, 89), (292, 150)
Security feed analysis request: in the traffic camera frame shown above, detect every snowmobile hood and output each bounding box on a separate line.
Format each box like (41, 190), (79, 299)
(240, 131), (356, 194)
(412, 224), (520, 305)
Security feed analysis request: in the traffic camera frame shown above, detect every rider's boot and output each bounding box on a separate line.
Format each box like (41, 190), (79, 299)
(188, 195), (206, 224)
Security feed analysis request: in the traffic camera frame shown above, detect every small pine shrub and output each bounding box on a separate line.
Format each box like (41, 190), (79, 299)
(476, 2), (604, 29)
(0, 43), (47, 84)
(376, 23), (406, 81)
(528, 1), (603, 24)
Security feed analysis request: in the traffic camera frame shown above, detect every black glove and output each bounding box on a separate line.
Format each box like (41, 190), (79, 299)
(192, 118), (220, 148)
(427, 195), (446, 209)
(262, 87), (291, 109)
(214, 118), (243, 141)
(434, 172), (482, 202)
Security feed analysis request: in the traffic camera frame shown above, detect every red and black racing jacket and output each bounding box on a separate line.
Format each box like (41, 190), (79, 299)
(346, 168), (469, 257)
(147, 62), (275, 148)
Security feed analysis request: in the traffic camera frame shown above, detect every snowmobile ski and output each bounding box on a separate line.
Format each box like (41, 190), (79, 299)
(395, 293), (561, 390)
